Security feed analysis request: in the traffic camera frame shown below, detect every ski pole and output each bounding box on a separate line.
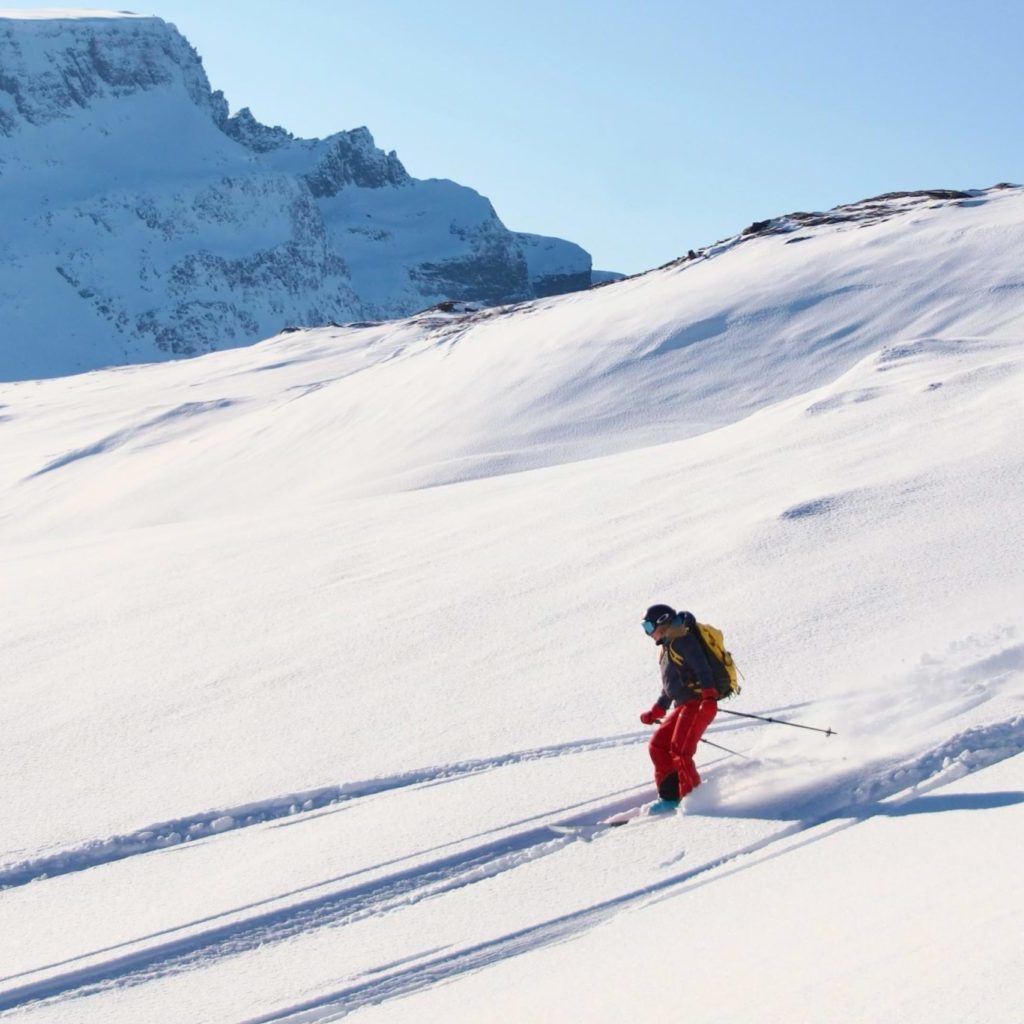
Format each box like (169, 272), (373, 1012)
(717, 707), (836, 737)
(700, 737), (755, 761)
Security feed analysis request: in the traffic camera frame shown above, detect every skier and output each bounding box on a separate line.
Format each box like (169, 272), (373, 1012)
(639, 604), (719, 810)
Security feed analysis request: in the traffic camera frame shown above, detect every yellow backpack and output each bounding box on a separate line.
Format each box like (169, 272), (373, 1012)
(696, 622), (741, 699)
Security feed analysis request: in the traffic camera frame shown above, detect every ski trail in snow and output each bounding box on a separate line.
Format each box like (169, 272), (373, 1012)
(234, 715), (1024, 1024)
(0, 731), (645, 890)
(0, 825), (577, 1012)
(3, 716), (1021, 1017)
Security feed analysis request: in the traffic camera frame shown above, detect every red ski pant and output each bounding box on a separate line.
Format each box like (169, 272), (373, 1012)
(649, 695), (718, 798)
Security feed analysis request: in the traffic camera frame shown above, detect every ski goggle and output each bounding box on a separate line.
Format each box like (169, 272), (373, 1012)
(642, 611), (674, 635)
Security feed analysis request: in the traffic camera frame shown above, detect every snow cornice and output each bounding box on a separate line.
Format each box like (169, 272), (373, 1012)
(0, 9), (155, 21)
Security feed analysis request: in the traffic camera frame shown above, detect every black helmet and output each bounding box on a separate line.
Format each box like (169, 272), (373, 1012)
(642, 604), (677, 635)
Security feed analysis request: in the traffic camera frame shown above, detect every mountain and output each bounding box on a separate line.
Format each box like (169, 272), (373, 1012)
(1, 180), (1022, 1022)
(0, 11), (592, 381)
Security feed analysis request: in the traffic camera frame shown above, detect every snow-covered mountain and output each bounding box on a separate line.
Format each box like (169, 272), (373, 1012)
(1, 184), (1022, 1022)
(0, 10), (592, 381)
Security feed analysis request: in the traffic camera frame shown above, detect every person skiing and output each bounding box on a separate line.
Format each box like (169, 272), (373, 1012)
(639, 604), (719, 809)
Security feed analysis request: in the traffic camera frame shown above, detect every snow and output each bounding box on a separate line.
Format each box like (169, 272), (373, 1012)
(0, 10), (150, 19)
(369, 754), (1024, 1024)
(0, 184), (1022, 1023)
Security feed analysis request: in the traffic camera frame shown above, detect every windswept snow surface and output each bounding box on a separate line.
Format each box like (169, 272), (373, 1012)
(1, 186), (1023, 1023)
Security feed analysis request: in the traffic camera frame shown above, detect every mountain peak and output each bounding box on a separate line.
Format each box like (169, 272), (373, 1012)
(0, 13), (592, 380)
(0, 12), (219, 134)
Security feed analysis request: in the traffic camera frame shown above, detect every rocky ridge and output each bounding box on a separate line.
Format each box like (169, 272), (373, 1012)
(0, 12), (591, 380)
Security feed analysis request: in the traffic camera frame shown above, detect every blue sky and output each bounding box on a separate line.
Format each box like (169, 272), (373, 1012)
(18, 1), (1024, 272)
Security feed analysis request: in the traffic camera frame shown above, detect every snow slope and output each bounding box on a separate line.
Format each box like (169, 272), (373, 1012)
(0, 185), (1022, 1023)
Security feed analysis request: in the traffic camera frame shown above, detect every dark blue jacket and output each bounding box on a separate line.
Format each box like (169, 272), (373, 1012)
(654, 611), (716, 709)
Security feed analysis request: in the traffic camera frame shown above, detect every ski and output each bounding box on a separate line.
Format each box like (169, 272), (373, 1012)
(548, 802), (680, 838)
(548, 819), (633, 838)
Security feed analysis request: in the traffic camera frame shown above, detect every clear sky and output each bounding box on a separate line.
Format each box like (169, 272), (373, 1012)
(11, 1), (1024, 273)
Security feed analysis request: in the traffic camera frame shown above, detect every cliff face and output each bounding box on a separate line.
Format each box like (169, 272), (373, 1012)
(0, 12), (222, 131)
(0, 13), (592, 380)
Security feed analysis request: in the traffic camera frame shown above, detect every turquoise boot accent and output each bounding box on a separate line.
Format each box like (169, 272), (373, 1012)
(645, 798), (680, 816)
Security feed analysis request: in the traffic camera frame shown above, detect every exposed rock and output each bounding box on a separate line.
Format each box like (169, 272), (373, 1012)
(303, 128), (410, 195)
(222, 107), (294, 152)
(0, 12), (592, 380)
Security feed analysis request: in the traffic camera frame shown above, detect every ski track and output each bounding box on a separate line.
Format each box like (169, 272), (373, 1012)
(0, 731), (649, 891)
(0, 825), (573, 1013)
(3, 714), (1021, 1018)
(238, 714), (1024, 1024)
(1, 710), (774, 892)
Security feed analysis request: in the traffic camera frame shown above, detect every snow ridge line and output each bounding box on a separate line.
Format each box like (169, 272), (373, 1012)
(0, 731), (643, 891)
(25, 400), (237, 479)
